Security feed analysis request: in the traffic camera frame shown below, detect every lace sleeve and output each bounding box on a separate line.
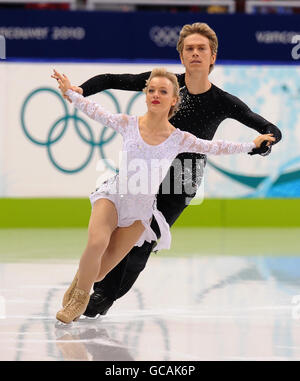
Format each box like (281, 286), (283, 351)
(66, 89), (129, 136)
(179, 131), (256, 155)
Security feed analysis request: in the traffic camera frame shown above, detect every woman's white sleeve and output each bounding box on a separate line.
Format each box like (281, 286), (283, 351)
(66, 89), (129, 136)
(179, 131), (256, 155)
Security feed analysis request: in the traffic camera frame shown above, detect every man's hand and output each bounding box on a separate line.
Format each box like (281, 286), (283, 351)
(249, 134), (275, 156)
(248, 140), (271, 156)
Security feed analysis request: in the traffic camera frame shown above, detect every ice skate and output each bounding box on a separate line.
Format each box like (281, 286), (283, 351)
(56, 287), (90, 324)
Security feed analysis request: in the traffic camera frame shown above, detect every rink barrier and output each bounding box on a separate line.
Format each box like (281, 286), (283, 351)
(0, 198), (299, 228)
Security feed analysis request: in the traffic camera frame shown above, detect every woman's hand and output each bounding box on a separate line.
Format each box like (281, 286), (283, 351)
(253, 134), (276, 148)
(51, 69), (82, 102)
(64, 86), (83, 103)
(51, 69), (75, 100)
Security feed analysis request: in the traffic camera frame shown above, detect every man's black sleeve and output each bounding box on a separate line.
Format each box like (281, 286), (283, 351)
(79, 72), (152, 97)
(79, 72), (185, 98)
(224, 92), (282, 142)
(223, 92), (282, 155)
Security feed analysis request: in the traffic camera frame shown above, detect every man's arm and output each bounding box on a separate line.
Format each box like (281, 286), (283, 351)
(79, 72), (151, 97)
(224, 92), (282, 156)
(80, 72), (185, 97)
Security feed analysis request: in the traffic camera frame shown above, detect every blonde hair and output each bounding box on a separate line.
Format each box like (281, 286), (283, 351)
(143, 68), (181, 119)
(176, 22), (218, 73)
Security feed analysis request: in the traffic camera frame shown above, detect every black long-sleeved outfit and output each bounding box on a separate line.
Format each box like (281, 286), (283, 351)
(80, 72), (282, 301)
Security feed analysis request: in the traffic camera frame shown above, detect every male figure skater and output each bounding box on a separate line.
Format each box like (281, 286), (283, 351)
(54, 23), (282, 318)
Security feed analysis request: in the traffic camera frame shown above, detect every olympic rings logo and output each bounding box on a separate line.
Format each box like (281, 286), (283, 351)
(20, 88), (144, 174)
(149, 26), (181, 48)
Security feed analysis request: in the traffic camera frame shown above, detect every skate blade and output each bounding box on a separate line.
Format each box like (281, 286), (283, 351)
(80, 314), (101, 321)
(55, 320), (73, 328)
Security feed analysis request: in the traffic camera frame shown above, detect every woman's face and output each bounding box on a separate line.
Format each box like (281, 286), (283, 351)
(146, 76), (177, 116)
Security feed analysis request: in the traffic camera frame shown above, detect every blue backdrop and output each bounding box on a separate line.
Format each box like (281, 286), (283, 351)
(0, 10), (299, 62)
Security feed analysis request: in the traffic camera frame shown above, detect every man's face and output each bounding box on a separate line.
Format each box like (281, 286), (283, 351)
(180, 33), (216, 75)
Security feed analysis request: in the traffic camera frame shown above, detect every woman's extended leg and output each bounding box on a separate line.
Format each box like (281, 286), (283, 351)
(56, 198), (119, 324)
(76, 198), (118, 292)
(95, 221), (145, 282)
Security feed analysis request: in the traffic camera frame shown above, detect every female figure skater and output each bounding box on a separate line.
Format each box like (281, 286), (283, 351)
(53, 68), (274, 324)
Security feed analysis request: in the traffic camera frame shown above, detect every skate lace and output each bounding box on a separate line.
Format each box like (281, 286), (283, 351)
(64, 290), (88, 315)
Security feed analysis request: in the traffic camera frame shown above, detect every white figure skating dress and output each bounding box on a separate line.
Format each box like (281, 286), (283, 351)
(66, 89), (255, 251)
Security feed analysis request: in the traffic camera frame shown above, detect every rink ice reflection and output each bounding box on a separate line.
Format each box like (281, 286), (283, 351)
(1, 255), (300, 361)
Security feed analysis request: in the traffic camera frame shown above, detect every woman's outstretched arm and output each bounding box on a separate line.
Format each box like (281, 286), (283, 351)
(53, 70), (129, 135)
(178, 131), (275, 155)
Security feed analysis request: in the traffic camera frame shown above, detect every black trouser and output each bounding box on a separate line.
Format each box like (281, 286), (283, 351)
(93, 153), (206, 301)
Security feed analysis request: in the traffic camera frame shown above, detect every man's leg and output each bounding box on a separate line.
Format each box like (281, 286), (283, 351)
(113, 240), (156, 298)
(93, 255), (129, 298)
